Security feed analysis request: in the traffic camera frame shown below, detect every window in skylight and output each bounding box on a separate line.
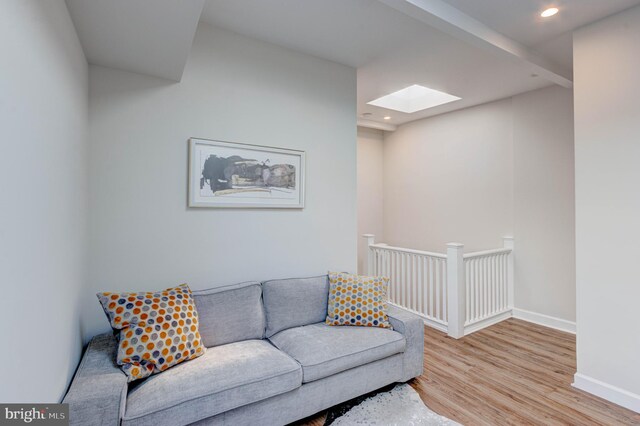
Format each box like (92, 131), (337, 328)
(367, 84), (461, 114)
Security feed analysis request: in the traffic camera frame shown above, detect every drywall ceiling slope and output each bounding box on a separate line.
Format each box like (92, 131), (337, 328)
(534, 33), (573, 73)
(443, 0), (640, 46)
(201, 0), (553, 126)
(66, 0), (205, 81)
(377, 0), (572, 88)
(443, 0), (640, 73)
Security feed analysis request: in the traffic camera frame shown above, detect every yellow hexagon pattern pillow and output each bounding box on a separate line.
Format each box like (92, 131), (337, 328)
(325, 271), (392, 328)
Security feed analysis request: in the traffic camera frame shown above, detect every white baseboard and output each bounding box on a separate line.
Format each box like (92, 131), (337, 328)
(393, 303), (576, 336)
(512, 308), (576, 334)
(464, 310), (512, 336)
(422, 317), (448, 333)
(388, 302), (448, 333)
(573, 373), (640, 413)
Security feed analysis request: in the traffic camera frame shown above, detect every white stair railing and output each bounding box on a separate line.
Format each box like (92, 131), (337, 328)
(364, 234), (514, 338)
(364, 234), (449, 331)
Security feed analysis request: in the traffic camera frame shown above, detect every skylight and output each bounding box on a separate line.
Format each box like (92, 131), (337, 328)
(367, 84), (461, 114)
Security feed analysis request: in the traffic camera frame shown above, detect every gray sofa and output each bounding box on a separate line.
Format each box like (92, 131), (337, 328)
(63, 276), (424, 426)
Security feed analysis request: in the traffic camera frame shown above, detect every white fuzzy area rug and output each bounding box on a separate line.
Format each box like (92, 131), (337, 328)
(330, 384), (461, 426)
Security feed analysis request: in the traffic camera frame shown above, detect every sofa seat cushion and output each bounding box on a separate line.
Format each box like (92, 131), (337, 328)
(269, 322), (406, 383)
(122, 340), (302, 426)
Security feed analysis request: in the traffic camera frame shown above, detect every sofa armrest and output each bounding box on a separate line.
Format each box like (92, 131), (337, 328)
(387, 304), (425, 381)
(63, 333), (128, 426)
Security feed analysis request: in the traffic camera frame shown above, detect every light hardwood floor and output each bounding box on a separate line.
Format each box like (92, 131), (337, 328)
(296, 319), (640, 426)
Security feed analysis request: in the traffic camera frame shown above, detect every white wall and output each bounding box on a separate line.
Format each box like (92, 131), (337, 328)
(513, 86), (575, 322)
(573, 5), (640, 410)
(85, 24), (357, 340)
(0, 0), (88, 402)
(374, 86), (575, 323)
(357, 127), (384, 273)
(383, 98), (514, 253)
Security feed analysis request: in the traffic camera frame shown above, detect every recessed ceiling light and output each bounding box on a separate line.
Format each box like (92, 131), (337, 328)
(367, 84), (461, 114)
(541, 7), (559, 18)
(383, 116), (391, 120)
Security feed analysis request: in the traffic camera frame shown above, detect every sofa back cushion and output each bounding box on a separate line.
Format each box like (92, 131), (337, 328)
(193, 281), (264, 347)
(262, 275), (329, 338)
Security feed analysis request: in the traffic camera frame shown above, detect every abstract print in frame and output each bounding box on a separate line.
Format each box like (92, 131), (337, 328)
(188, 138), (305, 208)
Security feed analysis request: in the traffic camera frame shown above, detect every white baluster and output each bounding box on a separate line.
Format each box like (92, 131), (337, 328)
(480, 259), (484, 318)
(501, 253), (506, 310)
(409, 254), (414, 312)
(404, 253), (409, 310)
(406, 254), (413, 309)
(417, 255), (423, 315)
(468, 259), (473, 323)
(497, 254), (502, 311)
(465, 260), (470, 324)
(385, 250), (395, 302)
(490, 256), (498, 314)
(432, 259), (435, 319)
(426, 257), (432, 318)
(503, 253), (508, 309)
(435, 258), (441, 321)
(484, 257), (489, 318)
(401, 252), (405, 308)
(412, 255), (420, 312)
(473, 259), (477, 319)
(443, 258), (448, 322)
(394, 252), (398, 306)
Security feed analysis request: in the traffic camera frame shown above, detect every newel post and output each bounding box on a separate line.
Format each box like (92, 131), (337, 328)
(363, 234), (376, 275)
(446, 243), (465, 339)
(503, 237), (515, 309)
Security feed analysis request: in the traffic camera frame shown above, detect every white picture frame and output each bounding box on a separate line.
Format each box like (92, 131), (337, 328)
(188, 138), (305, 208)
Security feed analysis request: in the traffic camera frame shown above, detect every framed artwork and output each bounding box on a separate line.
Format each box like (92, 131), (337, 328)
(188, 138), (305, 208)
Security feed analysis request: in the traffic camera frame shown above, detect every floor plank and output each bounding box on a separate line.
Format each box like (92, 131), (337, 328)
(296, 319), (640, 426)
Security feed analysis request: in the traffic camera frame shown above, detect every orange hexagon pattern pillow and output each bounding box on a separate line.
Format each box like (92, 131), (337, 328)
(97, 284), (205, 382)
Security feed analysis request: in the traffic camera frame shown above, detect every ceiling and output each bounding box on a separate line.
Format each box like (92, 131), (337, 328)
(444, 0), (640, 71)
(67, 0), (640, 126)
(200, 0), (639, 126)
(66, 0), (205, 81)
(444, 0), (640, 46)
